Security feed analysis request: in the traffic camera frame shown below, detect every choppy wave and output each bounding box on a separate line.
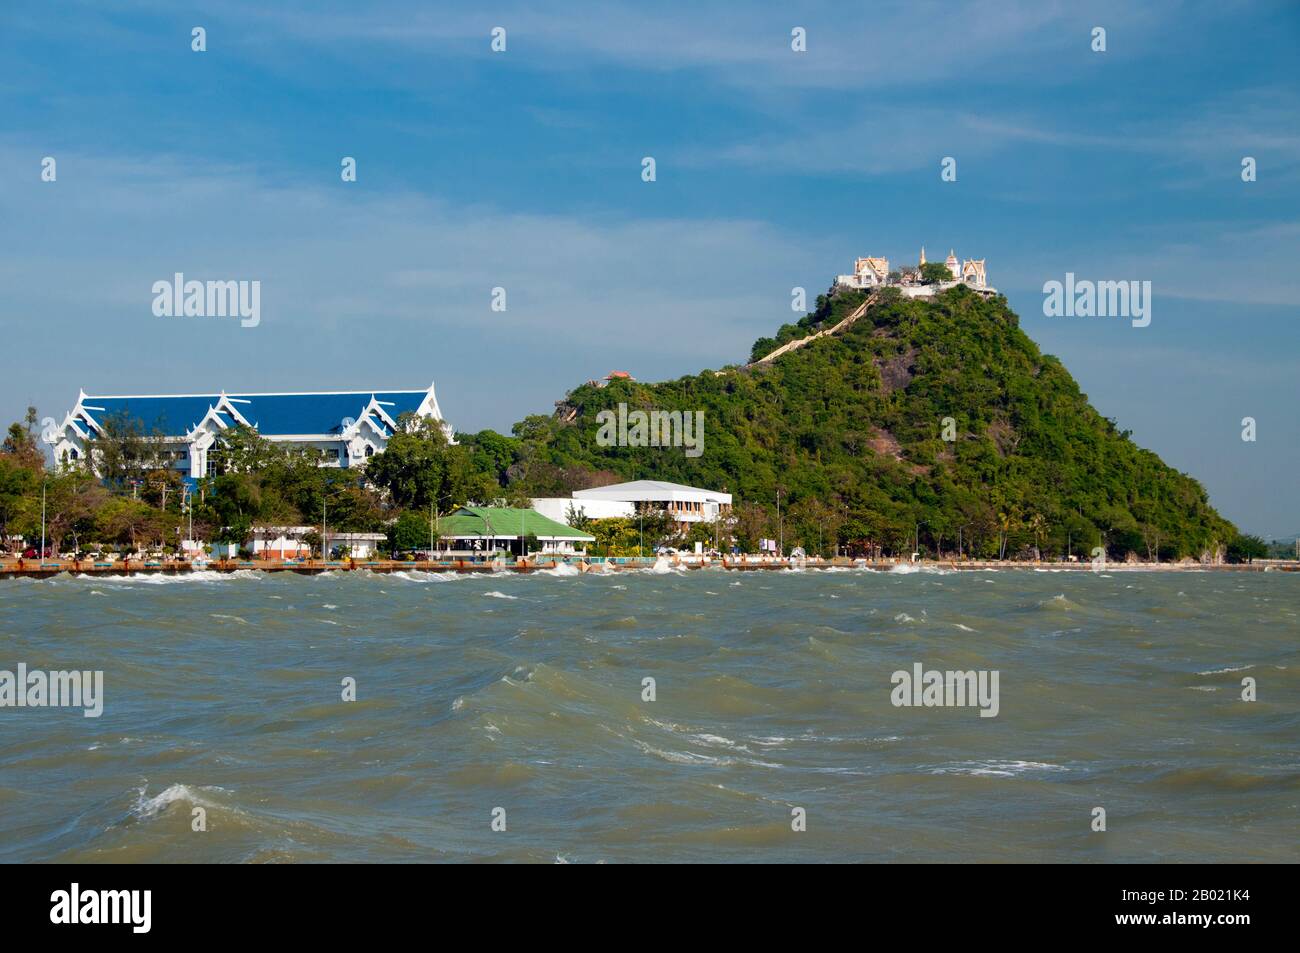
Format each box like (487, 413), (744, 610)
(926, 760), (1069, 778)
(132, 783), (229, 820)
(4, 567), (1297, 863)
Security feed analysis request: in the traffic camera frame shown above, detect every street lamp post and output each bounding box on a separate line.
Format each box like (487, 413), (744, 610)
(40, 477), (47, 560)
(776, 488), (783, 557)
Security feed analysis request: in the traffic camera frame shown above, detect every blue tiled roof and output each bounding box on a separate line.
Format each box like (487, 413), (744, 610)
(79, 390), (429, 437)
(80, 396), (219, 435)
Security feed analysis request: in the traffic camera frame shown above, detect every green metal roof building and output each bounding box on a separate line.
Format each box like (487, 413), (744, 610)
(437, 507), (595, 556)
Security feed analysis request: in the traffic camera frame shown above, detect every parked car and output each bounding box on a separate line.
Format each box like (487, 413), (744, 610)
(21, 546), (54, 559)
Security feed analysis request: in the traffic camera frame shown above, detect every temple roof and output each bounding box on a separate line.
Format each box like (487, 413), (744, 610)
(73, 389), (432, 437)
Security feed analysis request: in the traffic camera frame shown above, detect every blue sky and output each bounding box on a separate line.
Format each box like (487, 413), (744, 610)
(2, 1), (1297, 534)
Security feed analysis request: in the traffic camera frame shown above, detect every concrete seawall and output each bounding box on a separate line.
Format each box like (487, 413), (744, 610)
(2, 556), (1295, 580)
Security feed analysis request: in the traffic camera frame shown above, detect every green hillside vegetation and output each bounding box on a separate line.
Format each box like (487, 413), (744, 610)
(0, 284), (1247, 561)
(490, 285), (1237, 560)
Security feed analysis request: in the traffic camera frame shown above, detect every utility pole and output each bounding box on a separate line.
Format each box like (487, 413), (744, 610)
(776, 488), (782, 557)
(40, 477), (47, 559)
(321, 499), (327, 561)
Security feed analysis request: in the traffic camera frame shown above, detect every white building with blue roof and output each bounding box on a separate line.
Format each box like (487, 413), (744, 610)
(45, 384), (452, 481)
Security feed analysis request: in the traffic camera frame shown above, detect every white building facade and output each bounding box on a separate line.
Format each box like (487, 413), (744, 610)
(568, 480), (733, 534)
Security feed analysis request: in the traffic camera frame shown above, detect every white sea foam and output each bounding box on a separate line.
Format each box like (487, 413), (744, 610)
(389, 570), (435, 582)
(889, 563), (952, 575)
(691, 732), (746, 750)
(484, 591), (517, 600)
(86, 569), (262, 585)
(538, 562), (580, 577)
(633, 738), (780, 768)
(132, 783), (226, 820)
(928, 760), (1068, 778)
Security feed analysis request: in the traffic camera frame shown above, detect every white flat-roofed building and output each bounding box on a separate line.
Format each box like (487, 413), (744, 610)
(251, 525), (314, 560)
(247, 526), (386, 559)
(572, 480), (732, 533)
(530, 497), (635, 524)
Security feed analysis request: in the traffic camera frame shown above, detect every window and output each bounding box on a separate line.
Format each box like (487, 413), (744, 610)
(364, 445), (374, 457)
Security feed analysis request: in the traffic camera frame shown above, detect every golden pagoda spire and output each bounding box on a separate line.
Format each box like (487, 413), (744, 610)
(919, 246), (926, 266)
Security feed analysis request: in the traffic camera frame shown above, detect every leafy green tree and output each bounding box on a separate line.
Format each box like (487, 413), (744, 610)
(919, 262), (952, 284)
(3, 416), (44, 470)
(461, 429), (519, 487)
(1226, 533), (1268, 563)
(365, 414), (483, 510)
(217, 424), (290, 472)
(86, 411), (167, 491)
(41, 470), (109, 555)
(0, 454), (38, 544)
(96, 497), (162, 552)
(388, 510), (435, 554)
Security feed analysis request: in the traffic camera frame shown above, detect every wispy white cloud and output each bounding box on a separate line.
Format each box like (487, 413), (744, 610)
(678, 83), (1300, 180)
(0, 142), (836, 430)
(106, 0), (1163, 92)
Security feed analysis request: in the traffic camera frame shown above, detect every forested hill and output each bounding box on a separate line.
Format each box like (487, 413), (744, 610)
(493, 285), (1236, 559)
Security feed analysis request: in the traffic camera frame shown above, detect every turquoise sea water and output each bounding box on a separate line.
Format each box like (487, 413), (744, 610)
(1, 566), (1297, 863)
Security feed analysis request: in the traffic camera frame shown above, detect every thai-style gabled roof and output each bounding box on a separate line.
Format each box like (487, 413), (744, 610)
(66, 389), (435, 438)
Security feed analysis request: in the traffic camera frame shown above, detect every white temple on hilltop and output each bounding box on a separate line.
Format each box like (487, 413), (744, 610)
(836, 246), (993, 296)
